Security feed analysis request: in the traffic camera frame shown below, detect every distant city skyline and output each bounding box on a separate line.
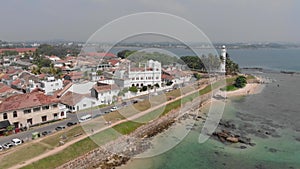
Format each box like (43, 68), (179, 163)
(0, 0), (299, 43)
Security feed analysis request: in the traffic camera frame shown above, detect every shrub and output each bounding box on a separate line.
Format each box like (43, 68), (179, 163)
(234, 76), (247, 88)
(129, 86), (138, 93)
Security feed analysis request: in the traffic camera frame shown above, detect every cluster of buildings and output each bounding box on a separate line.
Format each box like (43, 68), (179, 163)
(0, 49), (194, 134)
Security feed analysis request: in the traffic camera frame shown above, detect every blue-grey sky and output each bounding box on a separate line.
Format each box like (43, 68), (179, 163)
(0, 0), (299, 42)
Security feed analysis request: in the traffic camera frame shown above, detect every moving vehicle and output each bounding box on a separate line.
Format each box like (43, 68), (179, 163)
(79, 114), (92, 123)
(11, 138), (22, 145)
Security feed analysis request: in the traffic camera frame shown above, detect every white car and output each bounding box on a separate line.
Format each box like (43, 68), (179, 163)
(11, 138), (22, 146)
(0, 145), (3, 151)
(3, 142), (13, 149)
(110, 106), (118, 112)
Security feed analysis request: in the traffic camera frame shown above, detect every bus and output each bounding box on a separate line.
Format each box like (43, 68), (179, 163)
(79, 114), (92, 123)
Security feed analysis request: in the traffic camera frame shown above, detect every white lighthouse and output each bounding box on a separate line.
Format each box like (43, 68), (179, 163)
(220, 45), (226, 73)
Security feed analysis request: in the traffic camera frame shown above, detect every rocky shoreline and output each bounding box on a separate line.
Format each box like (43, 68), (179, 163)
(57, 90), (212, 169)
(57, 78), (265, 169)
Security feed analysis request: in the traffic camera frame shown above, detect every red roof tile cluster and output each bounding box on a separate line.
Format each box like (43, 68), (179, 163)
(108, 59), (120, 66)
(161, 74), (174, 80)
(0, 83), (18, 94)
(0, 91), (58, 112)
(92, 83), (119, 93)
(60, 91), (85, 106)
(11, 79), (22, 86)
(64, 72), (83, 80)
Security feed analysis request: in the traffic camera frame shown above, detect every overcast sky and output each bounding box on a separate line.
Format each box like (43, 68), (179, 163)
(0, 0), (299, 43)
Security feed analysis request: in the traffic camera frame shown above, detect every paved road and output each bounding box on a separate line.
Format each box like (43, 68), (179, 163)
(0, 89), (171, 146)
(0, 81), (194, 147)
(0, 100), (136, 146)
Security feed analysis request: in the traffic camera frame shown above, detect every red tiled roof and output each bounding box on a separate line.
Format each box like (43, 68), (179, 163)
(60, 91), (85, 106)
(92, 83), (119, 93)
(64, 72), (83, 80)
(38, 74), (46, 79)
(0, 83), (18, 94)
(0, 91), (58, 112)
(56, 82), (73, 98)
(1, 74), (10, 80)
(161, 74), (174, 80)
(108, 59), (120, 66)
(11, 79), (21, 86)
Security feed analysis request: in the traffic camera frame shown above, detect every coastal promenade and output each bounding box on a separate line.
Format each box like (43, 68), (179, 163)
(9, 78), (214, 169)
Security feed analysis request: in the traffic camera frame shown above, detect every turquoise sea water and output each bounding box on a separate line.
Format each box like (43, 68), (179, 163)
(115, 48), (300, 169)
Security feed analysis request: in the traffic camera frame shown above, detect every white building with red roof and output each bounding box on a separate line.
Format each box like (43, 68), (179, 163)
(0, 91), (66, 129)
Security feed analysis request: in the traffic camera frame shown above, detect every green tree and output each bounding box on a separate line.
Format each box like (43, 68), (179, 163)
(193, 73), (201, 80)
(129, 86), (138, 93)
(234, 76), (247, 88)
(141, 86), (148, 91)
(225, 53), (240, 75)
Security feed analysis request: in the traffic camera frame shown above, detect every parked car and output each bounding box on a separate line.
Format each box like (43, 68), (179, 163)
(55, 126), (65, 131)
(0, 145), (3, 151)
(121, 102), (127, 106)
(2, 143), (13, 149)
(110, 106), (118, 112)
(42, 130), (52, 136)
(104, 111), (110, 114)
(66, 122), (77, 127)
(11, 138), (22, 146)
(132, 100), (138, 104)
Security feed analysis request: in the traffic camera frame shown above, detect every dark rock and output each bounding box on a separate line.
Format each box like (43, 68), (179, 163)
(240, 145), (247, 149)
(269, 148), (278, 153)
(249, 142), (256, 146)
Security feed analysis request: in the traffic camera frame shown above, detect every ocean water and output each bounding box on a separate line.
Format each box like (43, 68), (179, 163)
(116, 48), (300, 169)
(110, 47), (300, 72)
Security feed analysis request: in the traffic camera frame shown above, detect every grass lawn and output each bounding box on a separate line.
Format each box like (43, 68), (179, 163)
(21, 128), (121, 169)
(0, 142), (50, 169)
(220, 85), (238, 91)
(41, 126), (85, 147)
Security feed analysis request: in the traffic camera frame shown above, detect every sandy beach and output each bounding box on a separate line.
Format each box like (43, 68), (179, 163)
(225, 82), (265, 98)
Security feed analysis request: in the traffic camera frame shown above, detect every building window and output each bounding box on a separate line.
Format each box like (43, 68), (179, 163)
(136, 77), (139, 80)
(3, 113), (8, 120)
(13, 122), (19, 129)
(24, 109), (32, 114)
(132, 78), (135, 80)
(13, 111), (17, 118)
(42, 105), (49, 110)
(83, 104), (86, 107)
(41, 116), (47, 122)
(53, 113), (58, 120)
(33, 107), (41, 112)
(141, 77), (144, 80)
(27, 118), (32, 125)
(61, 111), (65, 117)
(156, 77), (159, 79)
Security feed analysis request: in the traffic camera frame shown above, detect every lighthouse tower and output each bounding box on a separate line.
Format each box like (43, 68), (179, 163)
(220, 45), (226, 73)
